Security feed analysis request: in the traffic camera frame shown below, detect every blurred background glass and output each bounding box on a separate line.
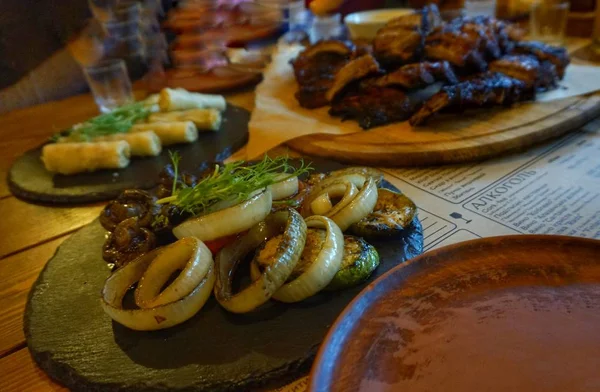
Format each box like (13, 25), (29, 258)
(83, 59), (133, 112)
(530, 0), (569, 45)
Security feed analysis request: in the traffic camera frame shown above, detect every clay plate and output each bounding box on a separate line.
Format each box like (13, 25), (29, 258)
(310, 235), (600, 392)
(8, 104), (249, 204)
(24, 161), (424, 391)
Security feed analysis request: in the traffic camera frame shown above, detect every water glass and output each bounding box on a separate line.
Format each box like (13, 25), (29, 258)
(83, 59), (134, 113)
(465, 0), (496, 17)
(530, 0), (569, 45)
(309, 13), (343, 43)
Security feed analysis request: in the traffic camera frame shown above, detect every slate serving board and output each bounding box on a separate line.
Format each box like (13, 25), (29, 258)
(24, 163), (424, 392)
(8, 104), (249, 204)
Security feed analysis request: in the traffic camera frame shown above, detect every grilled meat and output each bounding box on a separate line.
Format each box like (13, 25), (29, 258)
(511, 41), (570, 79)
(291, 40), (353, 108)
(330, 87), (414, 129)
(291, 10), (566, 129)
(370, 61), (458, 89)
(409, 72), (535, 125)
(489, 54), (558, 91)
(373, 5), (442, 67)
(325, 54), (381, 102)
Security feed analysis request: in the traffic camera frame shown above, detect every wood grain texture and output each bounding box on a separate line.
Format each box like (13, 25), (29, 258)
(0, 348), (67, 391)
(0, 197), (102, 258)
(0, 237), (67, 357)
(287, 95), (600, 166)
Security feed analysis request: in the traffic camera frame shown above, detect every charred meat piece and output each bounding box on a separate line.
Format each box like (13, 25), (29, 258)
(370, 61), (458, 89)
(373, 5), (442, 66)
(447, 16), (502, 59)
(326, 54), (381, 102)
(295, 84), (330, 109)
(512, 41), (570, 79)
(424, 29), (479, 69)
(373, 25), (424, 65)
(292, 51), (349, 86)
(409, 72), (534, 126)
(330, 87), (415, 129)
(511, 41), (570, 79)
(292, 41), (353, 108)
(489, 54), (558, 91)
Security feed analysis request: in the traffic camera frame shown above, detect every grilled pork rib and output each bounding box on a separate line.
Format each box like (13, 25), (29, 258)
(325, 54), (381, 102)
(489, 55), (558, 91)
(330, 87), (414, 129)
(409, 72), (535, 125)
(291, 40), (353, 108)
(511, 41), (570, 79)
(370, 61), (458, 89)
(373, 4), (442, 67)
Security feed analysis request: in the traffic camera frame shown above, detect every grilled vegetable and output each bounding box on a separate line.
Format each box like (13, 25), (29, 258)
(350, 188), (417, 239)
(327, 235), (379, 291)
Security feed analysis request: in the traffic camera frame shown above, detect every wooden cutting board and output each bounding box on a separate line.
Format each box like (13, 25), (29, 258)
(287, 94), (600, 166)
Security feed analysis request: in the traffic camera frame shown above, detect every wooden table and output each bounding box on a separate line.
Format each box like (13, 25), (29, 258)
(0, 37), (596, 391)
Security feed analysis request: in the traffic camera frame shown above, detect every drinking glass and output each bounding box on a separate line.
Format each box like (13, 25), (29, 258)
(83, 59), (134, 113)
(530, 0), (569, 45)
(465, 0), (496, 17)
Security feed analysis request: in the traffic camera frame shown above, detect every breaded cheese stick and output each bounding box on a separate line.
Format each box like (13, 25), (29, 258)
(42, 141), (130, 175)
(57, 131), (162, 157)
(93, 131), (162, 156)
(130, 121), (198, 145)
(148, 108), (221, 131)
(158, 88), (226, 112)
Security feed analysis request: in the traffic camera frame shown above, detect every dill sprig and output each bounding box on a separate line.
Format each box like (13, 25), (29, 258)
(157, 155), (313, 215)
(51, 102), (151, 142)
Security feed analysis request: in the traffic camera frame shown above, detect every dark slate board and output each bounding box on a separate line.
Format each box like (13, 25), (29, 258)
(8, 104), (249, 204)
(24, 168), (423, 392)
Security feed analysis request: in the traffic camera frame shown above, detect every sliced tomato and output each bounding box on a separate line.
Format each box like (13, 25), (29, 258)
(204, 231), (246, 254)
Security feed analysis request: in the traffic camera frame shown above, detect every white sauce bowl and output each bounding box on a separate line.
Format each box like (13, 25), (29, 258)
(344, 8), (415, 40)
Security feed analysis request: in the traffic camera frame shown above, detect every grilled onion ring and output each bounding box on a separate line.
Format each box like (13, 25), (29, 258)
(135, 237), (212, 308)
(304, 174), (379, 231)
(214, 208), (307, 313)
(101, 238), (215, 331)
(173, 188), (272, 241)
(251, 215), (344, 303)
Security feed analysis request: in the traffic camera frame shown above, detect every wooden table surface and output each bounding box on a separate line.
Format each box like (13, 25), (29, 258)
(0, 37), (596, 392)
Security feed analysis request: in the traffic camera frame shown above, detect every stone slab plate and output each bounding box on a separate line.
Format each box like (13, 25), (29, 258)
(310, 235), (600, 392)
(8, 104), (249, 204)
(24, 162), (424, 391)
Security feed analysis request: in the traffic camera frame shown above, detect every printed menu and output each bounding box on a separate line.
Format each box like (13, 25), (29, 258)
(382, 118), (600, 250)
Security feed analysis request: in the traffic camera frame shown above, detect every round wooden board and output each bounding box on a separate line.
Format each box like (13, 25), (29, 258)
(309, 235), (600, 392)
(287, 95), (600, 166)
(24, 163), (424, 392)
(8, 104), (249, 204)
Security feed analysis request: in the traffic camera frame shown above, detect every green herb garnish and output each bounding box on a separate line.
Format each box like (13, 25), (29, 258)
(51, 102), (151, 142)
(157, 155), (312, 215)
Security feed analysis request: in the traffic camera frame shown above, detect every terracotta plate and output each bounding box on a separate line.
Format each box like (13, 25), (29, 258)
(310, 235), (600, 392)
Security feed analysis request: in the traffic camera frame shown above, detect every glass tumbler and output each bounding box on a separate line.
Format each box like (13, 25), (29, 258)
(530, 0), (570, 45)
(83, 59), (134, 113)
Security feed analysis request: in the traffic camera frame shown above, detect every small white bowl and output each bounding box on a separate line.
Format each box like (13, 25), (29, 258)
(344, 8), (414, 40)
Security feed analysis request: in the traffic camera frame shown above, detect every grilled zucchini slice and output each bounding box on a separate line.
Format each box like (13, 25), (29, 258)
(326, 235), (379, 291)
(350, 188), (417, 239)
